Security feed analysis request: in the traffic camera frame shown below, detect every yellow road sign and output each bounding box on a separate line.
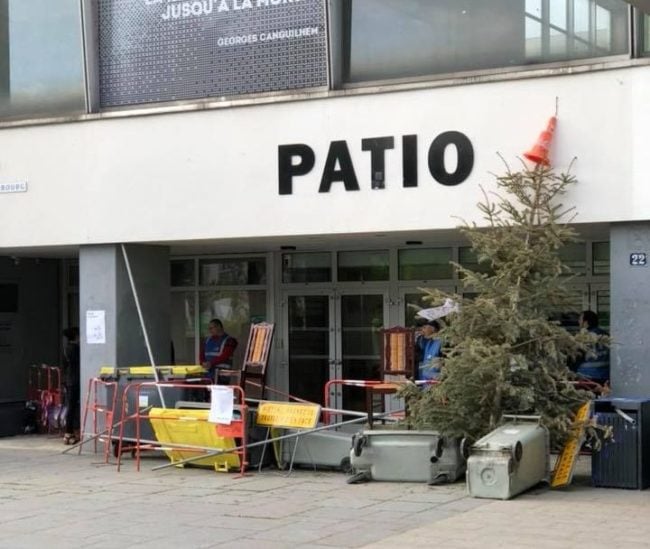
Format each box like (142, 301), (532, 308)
(551, 401), (592, 488)
(256, 401), (321, 430)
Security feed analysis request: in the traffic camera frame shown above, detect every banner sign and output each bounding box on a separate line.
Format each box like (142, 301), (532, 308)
(99, 0), (328, 107)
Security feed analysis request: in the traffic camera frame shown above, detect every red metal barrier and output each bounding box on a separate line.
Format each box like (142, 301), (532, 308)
(116, 381), (248, 478)
(79, 377), (119, 462)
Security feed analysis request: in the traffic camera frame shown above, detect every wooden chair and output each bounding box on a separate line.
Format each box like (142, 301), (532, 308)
(381, 327), (416, 379)
(366, 327), (416, 428)
(239, 322), (275, 399)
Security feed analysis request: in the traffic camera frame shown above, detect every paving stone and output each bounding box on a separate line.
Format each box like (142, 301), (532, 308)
(2, 435), (650, 549)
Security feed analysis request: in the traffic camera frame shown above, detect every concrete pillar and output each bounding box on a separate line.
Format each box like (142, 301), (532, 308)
(610, 223), (650, 398)
(79, 244), (170, 407)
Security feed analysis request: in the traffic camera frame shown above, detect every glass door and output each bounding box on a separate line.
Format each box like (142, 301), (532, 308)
(399, 286), (456, 327)
(336, 291), (388, 412)
(283, 290), (388, 412)
(590, 283), (610, 330)
(284, 291), (335, 406)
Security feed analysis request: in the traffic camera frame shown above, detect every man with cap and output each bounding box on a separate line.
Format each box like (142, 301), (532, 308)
(416, 320), (443, 380)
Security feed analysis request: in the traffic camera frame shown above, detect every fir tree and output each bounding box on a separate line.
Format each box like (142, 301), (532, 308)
(403, 160), (599, 448)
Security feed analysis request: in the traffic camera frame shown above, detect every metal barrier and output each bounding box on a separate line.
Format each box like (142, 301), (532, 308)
(78, 377), (119, 463)
(323, 378), (439, 427)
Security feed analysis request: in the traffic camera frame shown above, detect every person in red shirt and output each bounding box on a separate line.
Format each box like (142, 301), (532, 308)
(200, 318), (238, 383)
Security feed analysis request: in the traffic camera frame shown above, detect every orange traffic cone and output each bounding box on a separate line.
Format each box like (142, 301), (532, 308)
(524, 116), (556, 166)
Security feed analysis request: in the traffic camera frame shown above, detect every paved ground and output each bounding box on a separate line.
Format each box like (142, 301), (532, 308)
(0, 435), (649, 548)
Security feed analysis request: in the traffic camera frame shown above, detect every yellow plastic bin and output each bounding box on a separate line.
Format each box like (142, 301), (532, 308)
(149, 407), (240, 472)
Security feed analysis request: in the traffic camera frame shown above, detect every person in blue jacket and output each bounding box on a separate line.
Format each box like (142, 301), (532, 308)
(575, 310), (609, 384)
(200, 318), (238, 383)
(416, 320), (443, 381)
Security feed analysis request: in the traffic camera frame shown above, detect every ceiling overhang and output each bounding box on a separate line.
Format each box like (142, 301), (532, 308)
(623, 0), (650, 13)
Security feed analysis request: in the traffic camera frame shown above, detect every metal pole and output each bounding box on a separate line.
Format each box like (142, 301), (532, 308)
(150, 411), (397, 471)
(120, 244), (166, 408)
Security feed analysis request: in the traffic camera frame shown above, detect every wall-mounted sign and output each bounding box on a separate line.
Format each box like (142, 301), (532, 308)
(86, 310), (106, 345)
(630, 252), (647, 266)
(99, 0), (328, 107)
(0, 182), (27, 194)
(278, 132), (475, 195)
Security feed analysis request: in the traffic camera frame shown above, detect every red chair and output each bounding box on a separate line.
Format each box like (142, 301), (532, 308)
(220, 322), (275, 399)
(365, 327), (416, 428)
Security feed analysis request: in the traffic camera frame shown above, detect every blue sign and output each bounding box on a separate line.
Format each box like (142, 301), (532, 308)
(630, 253), (647, 266)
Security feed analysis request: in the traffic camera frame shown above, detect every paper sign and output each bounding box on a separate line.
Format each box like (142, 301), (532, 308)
(416, 298), (459, 321)
(86, 310), (106, 344)
(138, 395), (149, 408)
(256, 401), (321, 430)
(209, 385), (234, 425)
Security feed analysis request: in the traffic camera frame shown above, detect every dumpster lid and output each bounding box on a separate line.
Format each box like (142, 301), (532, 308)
(127, 366), (172, 377)
(169, 365), (208, 376)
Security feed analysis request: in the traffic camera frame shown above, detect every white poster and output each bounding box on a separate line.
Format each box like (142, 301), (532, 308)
(208, 385), (234, 424)
(86, 310), (106, 344)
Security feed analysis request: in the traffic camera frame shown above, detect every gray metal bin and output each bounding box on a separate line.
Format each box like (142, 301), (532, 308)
(467, 416), (549, 500)
(592, 398), (650, 489)
(100, 366), (208, 454)
(349, 429), (466, 484)
(276, 427), (356, 472)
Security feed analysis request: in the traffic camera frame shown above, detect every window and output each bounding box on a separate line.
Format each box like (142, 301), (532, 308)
(282, 253), (331, 283)
(398, 248), (453, 280)
(198, 289), (267, 364)
(404, 292), (436, 327)
(0, 0), (86, 120)
(593, 288), (610, 329)
(338, 251), (389, 282)
(199, 258), (266, 286)
(171, 260), (195, 287)
(458, 247), (494, 277)
(592, 242), (610, 276)
(170, 292), (195, 365)
(341, 0), (629, 85)
(525, 0), (629, 62)
(642, 13), (650, 55)
(344, 0), (527, 83)
(558, 242), (587, 276)
(171, 255), (268, 365)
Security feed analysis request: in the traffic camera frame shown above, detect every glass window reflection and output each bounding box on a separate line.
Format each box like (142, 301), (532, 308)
(344, 0), (629, 84)
(0, 0), (86, 120)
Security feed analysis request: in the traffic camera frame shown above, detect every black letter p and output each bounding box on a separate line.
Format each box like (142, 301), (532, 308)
(278, 144), (315, 195)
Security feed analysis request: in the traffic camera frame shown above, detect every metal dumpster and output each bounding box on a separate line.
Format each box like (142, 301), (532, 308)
(100, 365), (208, 454)
(348, 429), (466, 484)
(467, 416), (549, 500)
(273, 426), (356, 472)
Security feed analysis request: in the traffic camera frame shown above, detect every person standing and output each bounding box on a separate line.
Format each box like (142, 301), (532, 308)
(200, 319), (238, 383)
(62, 327), (80, 445)
(416, 320), (443, 381)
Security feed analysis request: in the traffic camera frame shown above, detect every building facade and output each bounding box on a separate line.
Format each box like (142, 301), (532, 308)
(1, 0), (650, 429)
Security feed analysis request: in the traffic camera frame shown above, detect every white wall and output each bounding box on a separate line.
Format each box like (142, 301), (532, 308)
(0, 66), (649, 249)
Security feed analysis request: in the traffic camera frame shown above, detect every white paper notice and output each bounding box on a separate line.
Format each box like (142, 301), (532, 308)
(86, 310), (106, 344)
(209, 385), (234, 425)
